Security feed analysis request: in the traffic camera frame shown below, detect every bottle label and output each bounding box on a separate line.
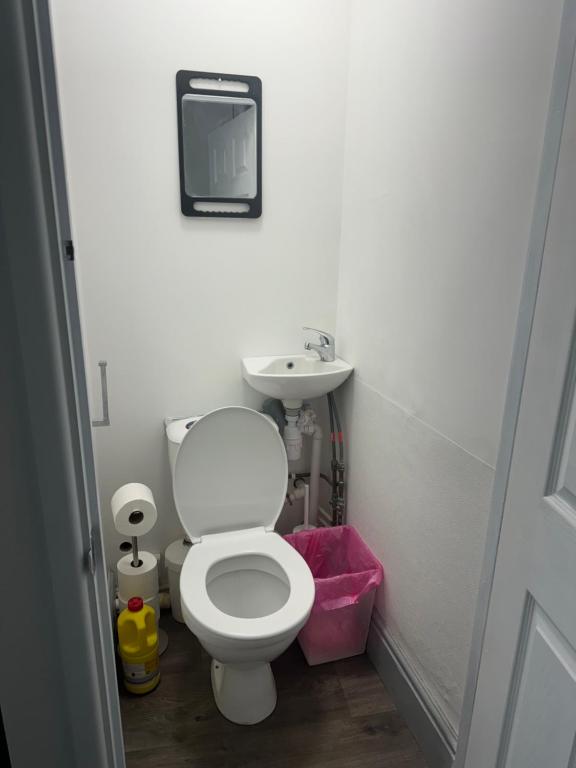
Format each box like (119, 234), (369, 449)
(123, 656), (159, 685)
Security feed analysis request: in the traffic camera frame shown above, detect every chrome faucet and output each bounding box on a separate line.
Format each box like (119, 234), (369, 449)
(303, 327), (336, 362)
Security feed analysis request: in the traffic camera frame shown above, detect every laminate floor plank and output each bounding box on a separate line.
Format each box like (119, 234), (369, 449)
(120, 617), (427, 768)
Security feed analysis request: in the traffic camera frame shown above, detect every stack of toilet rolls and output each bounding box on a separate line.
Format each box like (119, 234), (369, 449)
(112, 483), (160, 626)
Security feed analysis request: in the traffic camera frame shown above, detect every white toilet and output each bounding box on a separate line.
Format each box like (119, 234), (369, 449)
(167, 406), (315, 725)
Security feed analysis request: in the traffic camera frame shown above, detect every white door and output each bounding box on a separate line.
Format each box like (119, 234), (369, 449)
(463, 30), (576, 768)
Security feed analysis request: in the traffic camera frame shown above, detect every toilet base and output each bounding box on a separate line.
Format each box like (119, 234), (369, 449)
(211, 659), (277, 725)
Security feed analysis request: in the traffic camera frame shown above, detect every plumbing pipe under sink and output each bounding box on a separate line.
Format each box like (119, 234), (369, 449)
(308, 423), (322, 527)
(293, 483), (313, 533)
(285, 406), (322, 528)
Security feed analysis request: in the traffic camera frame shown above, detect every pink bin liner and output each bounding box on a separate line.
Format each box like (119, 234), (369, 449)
(284, 525), (383, 665)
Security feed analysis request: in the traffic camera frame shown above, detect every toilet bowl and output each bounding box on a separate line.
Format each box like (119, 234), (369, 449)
(169, 406), (315, 725)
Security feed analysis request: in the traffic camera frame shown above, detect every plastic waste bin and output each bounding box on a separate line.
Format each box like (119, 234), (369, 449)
(284, 525), (383, 665)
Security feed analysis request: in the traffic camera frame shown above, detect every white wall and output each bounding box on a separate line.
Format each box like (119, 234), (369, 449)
(50, 0), (350, 564)
(337, 0), (564, 734)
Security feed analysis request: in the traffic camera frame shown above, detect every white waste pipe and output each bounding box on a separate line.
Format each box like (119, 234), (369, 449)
(284, 413), (303, 460)
(287, 483), (307, 504)
(293, 482), (315, 532)
(309, 423), (322, 526)
(303, 483), (310, 528)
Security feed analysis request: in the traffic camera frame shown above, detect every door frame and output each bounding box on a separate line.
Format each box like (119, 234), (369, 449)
(454, 1), (576, 764)
(0, 1), (125, 766)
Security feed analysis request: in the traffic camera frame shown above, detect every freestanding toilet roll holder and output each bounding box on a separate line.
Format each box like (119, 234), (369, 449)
(112, 485), (168, 654)
(130, 527), (141, 567)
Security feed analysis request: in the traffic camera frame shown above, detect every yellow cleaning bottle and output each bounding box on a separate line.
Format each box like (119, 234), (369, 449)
(118, 597), (160, 694)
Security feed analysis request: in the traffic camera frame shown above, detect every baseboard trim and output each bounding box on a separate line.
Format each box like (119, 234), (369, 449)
(367, 613), (456, 768)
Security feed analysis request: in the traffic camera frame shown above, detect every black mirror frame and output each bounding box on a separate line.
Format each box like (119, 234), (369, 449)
(176, 70), (262, 219)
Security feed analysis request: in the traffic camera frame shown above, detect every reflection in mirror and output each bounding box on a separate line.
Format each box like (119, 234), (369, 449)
(182, 95), (257, 199)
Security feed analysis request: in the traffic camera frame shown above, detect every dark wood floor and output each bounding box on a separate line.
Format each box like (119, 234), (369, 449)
(120, 616), (427, 768)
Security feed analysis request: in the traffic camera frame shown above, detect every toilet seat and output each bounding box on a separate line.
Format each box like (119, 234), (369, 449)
(174, 406), (314, 644)
(173, 406), (288, 543)
(180, 528), (315, 641)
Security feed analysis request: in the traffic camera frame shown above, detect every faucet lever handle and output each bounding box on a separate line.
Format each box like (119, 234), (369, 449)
(303, 327), (336, 361)
(302, 326), (334, 347)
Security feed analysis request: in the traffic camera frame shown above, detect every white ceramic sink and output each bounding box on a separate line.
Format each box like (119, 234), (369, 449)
(242, 354), (353, 404)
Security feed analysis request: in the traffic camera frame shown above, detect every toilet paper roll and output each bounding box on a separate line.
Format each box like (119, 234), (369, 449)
(111, 483), (157, 537)
(117, 551), (159, 602)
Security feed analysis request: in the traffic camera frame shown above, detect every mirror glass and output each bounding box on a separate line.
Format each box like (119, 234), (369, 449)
(181, 94), (257, 199)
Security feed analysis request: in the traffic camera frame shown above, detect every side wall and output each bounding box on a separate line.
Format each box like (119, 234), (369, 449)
(337, 0), (564, 736)
(49, 0), (350, 563)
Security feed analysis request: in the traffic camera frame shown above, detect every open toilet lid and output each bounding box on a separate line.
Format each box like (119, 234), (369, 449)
(173, 406), (288, 542)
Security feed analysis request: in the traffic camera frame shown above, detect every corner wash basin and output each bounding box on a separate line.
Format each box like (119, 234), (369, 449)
(242, 354), (353, 403)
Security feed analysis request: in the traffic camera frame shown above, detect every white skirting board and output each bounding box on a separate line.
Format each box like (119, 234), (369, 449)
(366, 613), (456, 768)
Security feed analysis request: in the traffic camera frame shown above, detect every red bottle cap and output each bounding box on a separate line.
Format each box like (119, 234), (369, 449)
(128, 597), (144, 612)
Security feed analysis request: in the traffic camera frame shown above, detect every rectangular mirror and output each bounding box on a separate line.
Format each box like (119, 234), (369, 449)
(176, 71), (262, 218)
(182, 95), (257, 199)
